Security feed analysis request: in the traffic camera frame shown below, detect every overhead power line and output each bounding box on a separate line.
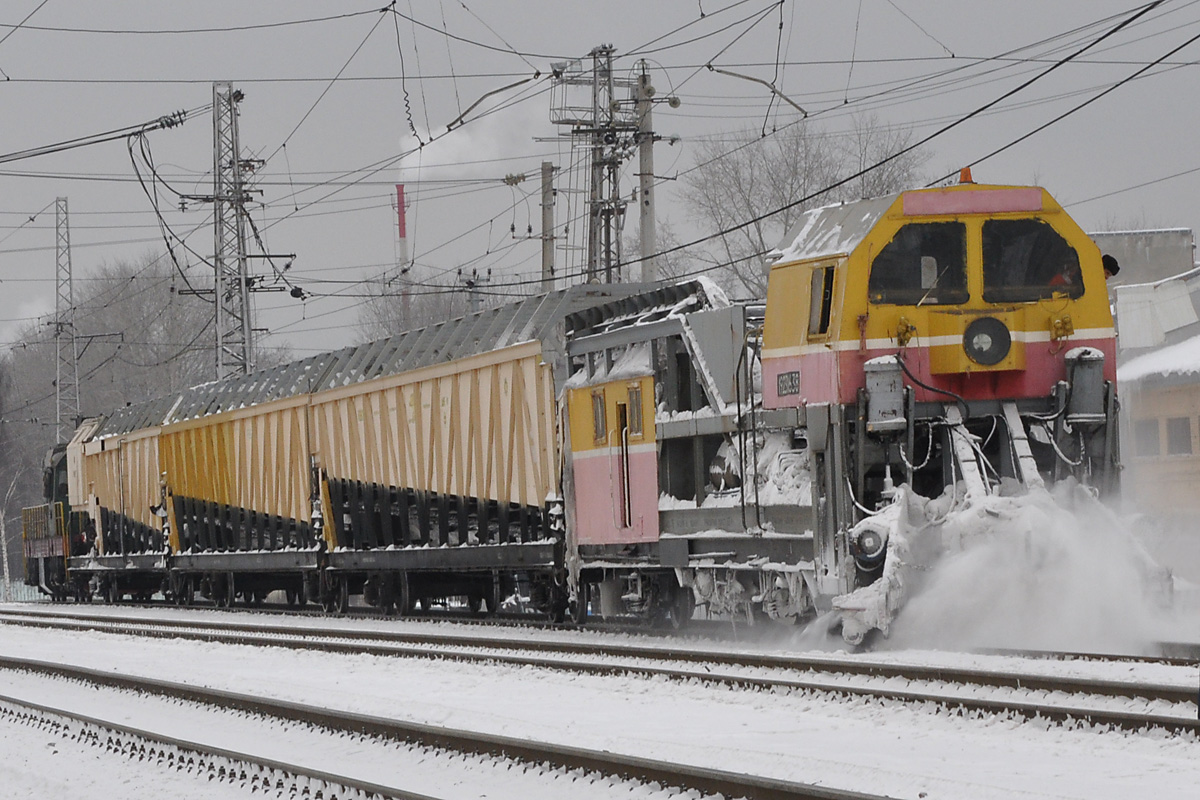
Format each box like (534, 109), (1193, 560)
(0, 8), (382, 36)
(0, 106), (203, 165)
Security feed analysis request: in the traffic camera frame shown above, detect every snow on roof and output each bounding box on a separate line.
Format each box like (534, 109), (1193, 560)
(1117, 332), (1200, 383)
(770, 193), (898, 264)
(1090, 227), (1193, 237)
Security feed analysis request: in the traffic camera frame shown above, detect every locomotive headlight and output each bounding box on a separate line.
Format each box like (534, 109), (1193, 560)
(963, 316), (1012, 366)
(850, 519), (889, 566)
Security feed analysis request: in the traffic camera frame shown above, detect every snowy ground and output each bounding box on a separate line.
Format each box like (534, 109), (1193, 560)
(1, 606), (1198, 798)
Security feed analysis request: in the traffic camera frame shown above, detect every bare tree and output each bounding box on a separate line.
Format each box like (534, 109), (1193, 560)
(681, 114), (930, 297)
(356, 266), (478, 341)
(0, 252), (252, 517)
(623, 220), (703, 284)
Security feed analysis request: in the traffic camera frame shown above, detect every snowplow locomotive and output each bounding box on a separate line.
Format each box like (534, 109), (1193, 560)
(23, 179), (1119, 642)
(761, 179), (1119, 640)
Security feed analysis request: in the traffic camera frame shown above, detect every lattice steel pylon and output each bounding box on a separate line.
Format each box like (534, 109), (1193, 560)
(550, 45), (636, 284)
(212, 81), (254, 379)
(54, 196), (79, 443)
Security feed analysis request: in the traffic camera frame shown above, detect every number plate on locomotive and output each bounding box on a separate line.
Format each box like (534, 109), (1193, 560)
(777, 371), (800, 396)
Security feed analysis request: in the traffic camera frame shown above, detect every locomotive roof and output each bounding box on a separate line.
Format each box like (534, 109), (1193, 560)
(769, 184), (1053, 265)
(770, 193), (899, 264)
(93, 280), (719, 439)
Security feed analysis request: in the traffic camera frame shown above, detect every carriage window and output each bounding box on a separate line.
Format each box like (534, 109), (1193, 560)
(868, 222), (967, 305)
(982, 218), (1083, 302)
(808, 266), (835, 336)
(591, 391), (607, 442)
(627, 384), (644, 436)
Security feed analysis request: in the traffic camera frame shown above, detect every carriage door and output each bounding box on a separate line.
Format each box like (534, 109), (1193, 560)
(616, 402), (632, 528)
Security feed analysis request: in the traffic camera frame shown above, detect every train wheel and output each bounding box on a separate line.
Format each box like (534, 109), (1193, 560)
(378, 576), (395, 617)
(394, 572), (412, 617)
(321, 575), (348, 614)
(214, 575), (232, 608)
(569, 582), (590, 625)
(319, 575), (336, 613)
(105, 581), (120, 605)
(285, 587), (300, 608)
(182, 577), (195, 606)
(335, 577), (350, 614)
(660, 587), (695, 630)
(467, 593), (484, 615)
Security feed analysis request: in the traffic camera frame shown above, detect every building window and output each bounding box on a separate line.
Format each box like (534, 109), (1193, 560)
(982, 218), (1083, 302)
(627, 384), (643, 435)
(1166, 417), (1192, 455)
(868, 222), (968, 306)
(1134, 418), (1160, 458)
(591, 391), (606, 442)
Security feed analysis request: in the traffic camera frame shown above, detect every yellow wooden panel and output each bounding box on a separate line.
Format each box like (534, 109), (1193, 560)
(306, 346), (558, 509)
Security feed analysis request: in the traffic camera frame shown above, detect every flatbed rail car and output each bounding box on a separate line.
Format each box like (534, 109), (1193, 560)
(30, 281), (776, 620)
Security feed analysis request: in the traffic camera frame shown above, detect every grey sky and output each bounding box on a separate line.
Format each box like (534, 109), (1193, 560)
(0, 0), (1196, 358)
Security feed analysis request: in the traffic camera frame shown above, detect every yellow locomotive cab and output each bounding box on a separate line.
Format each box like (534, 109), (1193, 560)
(763, 182), (1116, 408)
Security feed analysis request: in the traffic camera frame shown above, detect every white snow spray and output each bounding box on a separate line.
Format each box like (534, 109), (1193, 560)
(880, 480), (1182, 654)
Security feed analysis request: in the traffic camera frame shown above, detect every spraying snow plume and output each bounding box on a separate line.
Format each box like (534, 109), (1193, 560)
(881, 480), (1177, 654)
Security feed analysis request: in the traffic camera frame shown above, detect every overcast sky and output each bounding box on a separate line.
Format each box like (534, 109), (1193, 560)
(0, 0), (1197, 359)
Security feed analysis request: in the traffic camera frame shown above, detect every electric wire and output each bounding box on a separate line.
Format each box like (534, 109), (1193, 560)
(0, 8), (384, 36)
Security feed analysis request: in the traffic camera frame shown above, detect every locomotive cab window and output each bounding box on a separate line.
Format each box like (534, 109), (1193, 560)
(982, 218), (1083, 302)
(808, 265), (835, 336)
(868, 222), (967, 305)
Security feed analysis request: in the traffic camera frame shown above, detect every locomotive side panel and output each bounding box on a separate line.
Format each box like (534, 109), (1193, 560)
(761, 256), (846, 409)
(567, 374), (658, 545)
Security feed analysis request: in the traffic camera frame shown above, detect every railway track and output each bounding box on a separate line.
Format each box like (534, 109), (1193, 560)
(0, 654), (882, 800)
(3, 605), (1197, 736)
(0, 692), (428, 800)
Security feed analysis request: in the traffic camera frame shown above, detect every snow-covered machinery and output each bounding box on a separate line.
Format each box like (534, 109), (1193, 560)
(759, 178), (1120, 642)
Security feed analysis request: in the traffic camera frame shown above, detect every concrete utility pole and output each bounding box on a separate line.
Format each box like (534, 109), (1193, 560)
(212, 81), (254, 379)
(635, 64), (657, 283)
(540, 161), (556, 293)
(54, 197), (79, 443)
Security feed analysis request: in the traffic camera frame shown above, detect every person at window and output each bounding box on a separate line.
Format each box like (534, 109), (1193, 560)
(1049, 260), (1081, 289)
(1102, 254), (1120, 279)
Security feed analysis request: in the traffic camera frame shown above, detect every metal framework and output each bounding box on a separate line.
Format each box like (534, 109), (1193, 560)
(213, 81), (253, 379)
(54, 196), (79, 442)
(551, 46), (636, 284)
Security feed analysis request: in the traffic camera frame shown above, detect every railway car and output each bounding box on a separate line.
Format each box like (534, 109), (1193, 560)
(23, 177), (1121, 643)
(759, 176), (1119, 640)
